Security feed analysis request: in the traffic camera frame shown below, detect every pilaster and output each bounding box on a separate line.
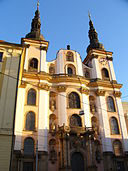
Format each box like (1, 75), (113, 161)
(96, 91), (113, 152)
(108, 60), (116, 81)
(81, 88), (91, 127)
(91, 56), (102, 79)
(57, 86), (67, 126)
(38, 89), (49, 152)
(24, 45), (30, 70)
(115, 97), (128, 152)
(40, 46), (47, 72)
(14, 88), (25, 150)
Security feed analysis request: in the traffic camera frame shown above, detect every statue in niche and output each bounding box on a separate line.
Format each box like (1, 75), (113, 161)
(49, 114), (56, 134)
(50, 99), (56, 111)
(92, 119), (99, 137)
(90, 103), (96, 114)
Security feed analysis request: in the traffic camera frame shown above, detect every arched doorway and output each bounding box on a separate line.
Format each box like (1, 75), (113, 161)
(71, 152), (85, 171)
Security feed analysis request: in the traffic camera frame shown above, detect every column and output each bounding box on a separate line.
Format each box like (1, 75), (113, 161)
(115, 95), (128, 152)
(91, 57), (102, 79)
(40, 47), (47, 72)
(80, 88), (91, 127)
(108, 60), (116, 81)
(57, 86), (67, 126)
(96, 90), (113, 152)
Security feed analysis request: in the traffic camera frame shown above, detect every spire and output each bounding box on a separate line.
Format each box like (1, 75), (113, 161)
(86, 13), (104, 53)
(25, 0), (45, 41)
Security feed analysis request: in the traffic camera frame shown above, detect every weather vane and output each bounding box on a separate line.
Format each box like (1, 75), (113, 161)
(88, 11), (91, 20)
(37, 0), (39, 10)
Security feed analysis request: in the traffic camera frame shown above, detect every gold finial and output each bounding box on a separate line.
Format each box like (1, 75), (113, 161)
(88, 11), (91, 21)
(37, 0), (39, 10)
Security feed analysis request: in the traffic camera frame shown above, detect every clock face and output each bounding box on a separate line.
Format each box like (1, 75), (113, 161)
(99, 58), (107, 66)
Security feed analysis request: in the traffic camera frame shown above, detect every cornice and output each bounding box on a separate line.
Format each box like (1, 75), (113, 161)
(19, 81), (27, 88)
(113, 91), (122, 98)
(39, 83), (51, 91)
(95, 89), (106, 96)
(23, 72), (89, 85)
(89, 80), (122, 89)
(80, 87), (90, 95)
(56, 85), (67, 92)
(83, 49), (113, 64)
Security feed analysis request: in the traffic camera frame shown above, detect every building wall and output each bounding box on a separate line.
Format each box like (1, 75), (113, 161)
(0, 44), (23, 171)
(13, 39), (128, 171)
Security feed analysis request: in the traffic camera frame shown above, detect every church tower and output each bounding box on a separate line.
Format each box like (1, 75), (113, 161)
(13, 2), (50, 171)
(83, 15), (128, 171)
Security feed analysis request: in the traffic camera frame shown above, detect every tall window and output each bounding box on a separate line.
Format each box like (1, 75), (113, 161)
(25, 112), (35, 131)
(110, 117), (119, 134)
(107, 96), (116, 112)
(102, 68), (109, 80)
(68, 92), (80, 108)
(70, 114), (82, 127)
(67, 67), (73, 75)
(29, 58), (38, 71)
(113, 140), (123, 156)
(24, 137), (34, 155)
(27, 89), (36, 105)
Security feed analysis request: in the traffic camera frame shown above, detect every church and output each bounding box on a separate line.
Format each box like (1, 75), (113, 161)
(9, 3), (128, 171)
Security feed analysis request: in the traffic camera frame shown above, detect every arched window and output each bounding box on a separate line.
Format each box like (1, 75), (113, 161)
(102, 68), (109, 80)
(67, 67), (73, 75)
(66, 51), (74, 62)
(110, 117), (119, 134)
(29, 58), (38, 71)
(85, 70), (90, 78)
(66, 64), (76, 75)
(69, 92), (80, 108)
(113, 140), (123, 156)
(25, 112), (35, 131)
(24, 137), (34, 155)
(107, 96), (116, 112)
(70, 114), (82, 127)
(27, 89), (36, 105)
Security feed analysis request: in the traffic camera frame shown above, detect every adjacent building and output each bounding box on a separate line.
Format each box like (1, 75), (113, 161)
(2, 4), (127, 171)
(0, 41), (23, 171)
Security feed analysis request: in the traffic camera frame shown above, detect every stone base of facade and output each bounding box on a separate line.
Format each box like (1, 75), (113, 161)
(103, 151), (114, 171)
(38, 151), (48, 171)
(87, 165), (97, 171)
(59, 166), (71, 171)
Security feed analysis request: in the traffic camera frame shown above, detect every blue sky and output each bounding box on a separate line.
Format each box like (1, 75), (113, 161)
(0, 0), (128, 100)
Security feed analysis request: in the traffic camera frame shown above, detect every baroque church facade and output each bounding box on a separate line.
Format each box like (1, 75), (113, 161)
(11, 4), (128, 171)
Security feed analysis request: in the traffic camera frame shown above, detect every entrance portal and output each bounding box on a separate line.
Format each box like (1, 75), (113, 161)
(71, 152), (85, 171)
